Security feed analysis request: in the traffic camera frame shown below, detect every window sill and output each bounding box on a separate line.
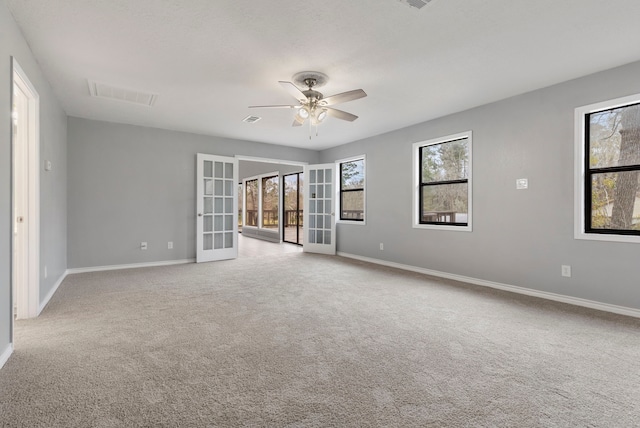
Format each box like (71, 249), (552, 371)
(413, 223), (472, 232)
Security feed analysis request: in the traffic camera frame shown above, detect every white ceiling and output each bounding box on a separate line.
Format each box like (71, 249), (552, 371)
(7, 0), (640, 150)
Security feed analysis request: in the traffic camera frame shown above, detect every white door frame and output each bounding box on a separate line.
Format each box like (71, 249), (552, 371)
(11, 58), (40, 323)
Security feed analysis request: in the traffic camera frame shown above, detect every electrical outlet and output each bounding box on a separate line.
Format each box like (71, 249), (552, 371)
(141, 242), (148, 250)
(168, 241), (173, 249)
(380, 243), (384, 251)
(561, 265), (571, 277)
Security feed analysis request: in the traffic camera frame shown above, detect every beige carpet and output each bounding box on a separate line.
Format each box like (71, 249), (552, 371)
(1, 252), (639, 427)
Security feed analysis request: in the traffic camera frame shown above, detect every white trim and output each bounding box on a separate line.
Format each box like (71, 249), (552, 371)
(67, 259), (195, 275)
(12, 58), (40, 320)
(38, 270), (69, 315)
(335, 155), (366, 225)
(235, 155), (308, 167)
(574, 93), (640, 243)
(0, 344), (13, 370)
(338, 252), (640, 319)
(412, 131), (473, 232)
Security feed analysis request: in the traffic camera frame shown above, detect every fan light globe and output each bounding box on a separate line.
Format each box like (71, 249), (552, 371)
(316, 109), (327, 122)
(298, 107), (310, 119)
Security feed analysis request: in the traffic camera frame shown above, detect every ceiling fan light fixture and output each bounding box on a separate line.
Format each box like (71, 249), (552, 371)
(316, 108), (327, 122)
(297, 106), (310, 120)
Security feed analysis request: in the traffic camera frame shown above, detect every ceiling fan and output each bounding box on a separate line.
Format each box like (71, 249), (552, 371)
(249, 71), (367, 128)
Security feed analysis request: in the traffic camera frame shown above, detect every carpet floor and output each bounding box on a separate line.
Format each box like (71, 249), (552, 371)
(1, 252), (639, 427)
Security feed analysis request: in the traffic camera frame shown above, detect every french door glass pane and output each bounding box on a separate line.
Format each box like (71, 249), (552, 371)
(214, 180), (223, 196)
(203, 234), (213, 250)
(204, 161), (213, 178)
(204, 179), (213, 195)
(224, 162), (233, 179)
(204, 216), (213, 232)
(214, 215), (223, 231)
(204, 197), (213, 214)
(214, 233), (223, 249)
(214, 162), (223, 178)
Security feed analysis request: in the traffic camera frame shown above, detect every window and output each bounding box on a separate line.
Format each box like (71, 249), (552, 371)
(413, 131), (472, 231)
(575, 94), (640, 242)
(261, 175), (279, 229)
(245, 179), (258, 227)
(338, 157), (365, 222)
(242, 172), (281, 233)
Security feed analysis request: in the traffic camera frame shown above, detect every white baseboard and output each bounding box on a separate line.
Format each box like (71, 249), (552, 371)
(67, 258), (195, 275)
(0, 343), (13, 370)
(38, 269), (69, 315)
(337, 252), (640, 319)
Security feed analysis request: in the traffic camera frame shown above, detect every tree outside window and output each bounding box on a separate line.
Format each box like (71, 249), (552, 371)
(419, 135), (470, 226)
(340, 159), (365, 221)
(586, 103), (640, 234)
(262, 175), (279, 229)
(245, 179), (257, 227)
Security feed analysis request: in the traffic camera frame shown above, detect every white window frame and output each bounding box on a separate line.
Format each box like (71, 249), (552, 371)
(336, 155), (366, 225)
(574, 93), (640, 243)
(413, 131), (473, 232)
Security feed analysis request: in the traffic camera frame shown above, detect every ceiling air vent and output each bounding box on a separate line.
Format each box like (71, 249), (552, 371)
(243, 115), (262, 124)
(398, 0), (432, 10)
(88, 80), (158, 107)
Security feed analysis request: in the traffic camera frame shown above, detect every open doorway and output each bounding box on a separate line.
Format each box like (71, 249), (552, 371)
(236, 156), (306, 252)
(11, 58), (40, 324)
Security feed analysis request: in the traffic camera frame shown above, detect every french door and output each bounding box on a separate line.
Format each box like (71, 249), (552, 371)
(196, 154), (238, 262)
(303, 163), (336, 255)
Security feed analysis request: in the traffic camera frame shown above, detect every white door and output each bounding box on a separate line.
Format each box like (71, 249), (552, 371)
(12, 59), (40, 320)
(303, 163), (336, 255)
(196, 154), (238, 262)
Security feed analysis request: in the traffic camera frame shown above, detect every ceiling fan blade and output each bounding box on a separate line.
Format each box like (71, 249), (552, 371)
(325, 107), (358, 122)
(279, 81), (308, 103)
(248, 104), (298, 109)
(320, 89), (367, 106)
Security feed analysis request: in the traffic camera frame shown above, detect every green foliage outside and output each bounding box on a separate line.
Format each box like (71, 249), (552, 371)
(589, 105), (640, 230)
(421, 139), (469, 216)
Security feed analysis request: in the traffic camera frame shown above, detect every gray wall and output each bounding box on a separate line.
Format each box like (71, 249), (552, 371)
(1, 0), (67, 358)
(320, 60), (640, 311)
(67, 118), (318, 269)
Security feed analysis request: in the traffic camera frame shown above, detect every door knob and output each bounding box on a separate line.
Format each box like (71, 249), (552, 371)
(198, 213), (203, 217)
